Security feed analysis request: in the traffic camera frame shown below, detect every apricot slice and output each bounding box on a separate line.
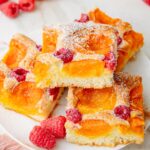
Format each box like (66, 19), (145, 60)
(42, 29), (57, 53)
(76, 120), (111, 138)
(89, 8), (115, 25)
(76, 88), (116, 114)
(87, 34), (112, 55)
(33, 61), (50, 84)
(118, 123), (144, 136)
(0, 71), (9, 104)
(0, 71), (5, 88)
(62, 60), (105, 77)
(3, 39), (27, 69)
(116, 31), (144, 71)
(130, 85), (143, 111)
(116, 50), (128, 71)
(11, 81), (43, 109)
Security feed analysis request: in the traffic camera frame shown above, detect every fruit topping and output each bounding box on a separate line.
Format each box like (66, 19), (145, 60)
(63, 60), (105, 77)
(104, 52), (116, 71)
(49, 87), (59, 100)
(117, 36), (122, 45)
(75, 13), (89, 23)
(114, 105), (130, 120)
(36, 44), (42, 51)
(77, 120), (111, 138)
(10, 68), (28, 82)
(54, 48), (74, 63)
(66, 108), (82, 123)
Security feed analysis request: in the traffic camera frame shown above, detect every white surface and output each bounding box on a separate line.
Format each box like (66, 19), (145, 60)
(0, 0), (150, 150)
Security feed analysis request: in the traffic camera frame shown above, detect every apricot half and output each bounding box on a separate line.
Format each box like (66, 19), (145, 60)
(87, 34), (112, 55)
(3, 39), (26, 69)
(76, 88), (116, 114)
(76, 119), (111, 138)
(42, 30), (57, 53)
(62, 59), (105, 77)
(33, 61), (50, 84)
(11, 81), (43, 111)
(0, 71), (5, 88)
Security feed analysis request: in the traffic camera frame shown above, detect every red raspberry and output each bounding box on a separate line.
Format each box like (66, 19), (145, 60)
(143, 0), (150, 6)
(75, 13), (89, 23)
(117, 37), (122, 45)
(36, 44), (42, 51)
(66, 108), (82, 123)
(0, 2), (19, 18)
(54, 48), (74, 63)
(19, 0), (35, 12)
(29, 126), (56, 149)
(10, 68), (29, 82)
(104, 52), (116, 71)
(49, 87), (60, 100)
(0, 0), (8, 5)
(41, 116), (66, 138)
(114, 105), (130, 120)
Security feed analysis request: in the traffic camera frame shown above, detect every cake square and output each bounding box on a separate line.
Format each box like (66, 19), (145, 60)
(0, 34), (63, 121)
(65, 72), (144, 146)
(35, 22), (118, 88)
(88, 8), (144, 71)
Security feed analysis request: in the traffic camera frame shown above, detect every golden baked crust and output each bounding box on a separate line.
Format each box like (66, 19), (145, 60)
(65, 72), (144, 146)
(88, 8), (144, 71)
(36, 22), (118, 88)
(0, 34), (63, 121)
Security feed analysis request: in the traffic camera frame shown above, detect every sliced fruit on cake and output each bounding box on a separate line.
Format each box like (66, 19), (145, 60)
(36, 22), (118, 88)
(0, 34), (63, 121)
(88, 8), (144, 71)
(65, 72), (144, 146)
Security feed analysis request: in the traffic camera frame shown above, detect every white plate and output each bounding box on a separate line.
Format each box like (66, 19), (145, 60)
(0, 0), (150, 149)
(0, 30), (150, 150)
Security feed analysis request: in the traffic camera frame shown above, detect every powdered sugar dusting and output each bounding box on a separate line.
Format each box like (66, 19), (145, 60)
(49, 21), (117, 54)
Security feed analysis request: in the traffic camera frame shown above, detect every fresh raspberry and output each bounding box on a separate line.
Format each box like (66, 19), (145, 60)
(29, 126), (56, 149)
(143, 0), (150, 6)
(114, 105), (130, 120)
(10, 68), (29, 82)
(54, 48), (74, 63)
(75, 13), (89, 23)
(41, 116), (66, 138)
(0, 0), (8, 5)
(0, 2), (19, 18)
(66, 108), (82, 123)
(117, 37), (122, 45)
(104, 52), (116, 71)
(19, 0), (35, 12)
(49, 87), (60, 100)
(36, 44), (42, 51)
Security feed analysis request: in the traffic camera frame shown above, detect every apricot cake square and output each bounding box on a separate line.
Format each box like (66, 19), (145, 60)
(0, 34), (63, 121)
(35, 22), (118, 88)
(88, 8), (144, 71)
(65, 72), (144, 146)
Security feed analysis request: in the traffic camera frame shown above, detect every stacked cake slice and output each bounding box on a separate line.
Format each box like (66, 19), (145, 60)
(0, 34), (63, 121)
(35, 22), (118, 88)
(65, 73), (144, 146)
